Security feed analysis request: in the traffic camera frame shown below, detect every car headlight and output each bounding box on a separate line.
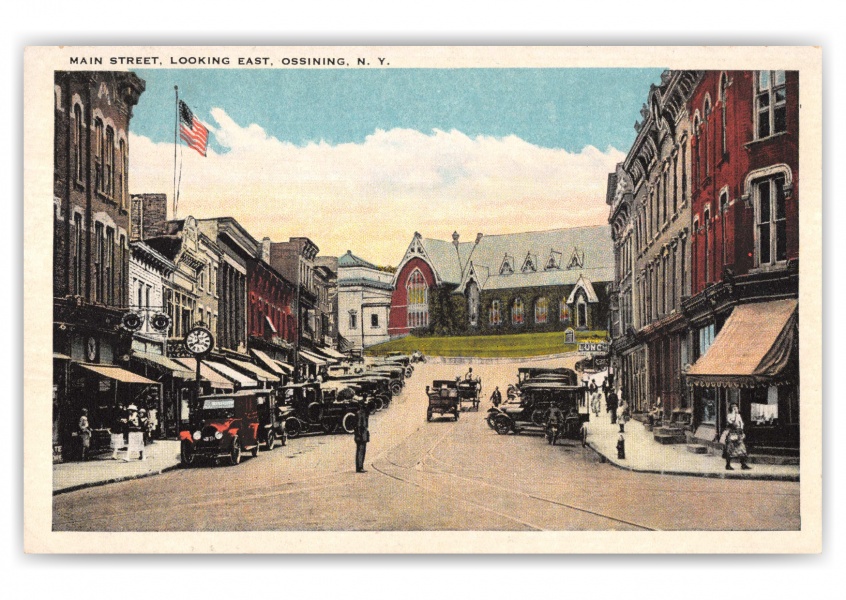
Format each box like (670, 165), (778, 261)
(214, 431), (223, 440)
(192, 430), (201, 440)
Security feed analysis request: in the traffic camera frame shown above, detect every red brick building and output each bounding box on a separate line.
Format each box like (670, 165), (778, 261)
(683, 70), (800, 457)
(248, 239), (297, 362)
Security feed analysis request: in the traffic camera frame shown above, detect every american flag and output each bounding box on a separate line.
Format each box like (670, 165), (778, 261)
(179, 100), (208, 157)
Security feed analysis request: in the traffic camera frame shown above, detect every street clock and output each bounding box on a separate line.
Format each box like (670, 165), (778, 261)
(184, 326), (214, 356)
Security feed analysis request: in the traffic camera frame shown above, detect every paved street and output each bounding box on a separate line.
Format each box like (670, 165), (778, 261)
(53, 359), (800, 532)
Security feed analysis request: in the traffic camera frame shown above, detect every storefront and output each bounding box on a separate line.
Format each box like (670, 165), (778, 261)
(686, 299), (799, 456)
(130, 351), (194, 439)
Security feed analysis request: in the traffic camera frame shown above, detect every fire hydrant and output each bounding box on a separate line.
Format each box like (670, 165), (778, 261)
(616, 433), (626, 460)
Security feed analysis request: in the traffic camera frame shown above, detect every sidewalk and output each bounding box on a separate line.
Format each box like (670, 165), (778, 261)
(584, 404), (800, 482)
(53, 440), (182, 494)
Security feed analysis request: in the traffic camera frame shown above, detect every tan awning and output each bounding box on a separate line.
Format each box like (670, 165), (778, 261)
(299, 350), (328, 366)
(204, 360), (259, 388)
(227, 358), (280, 382)
(251, 349), (287, 376)
(132, 351), (194, 379)
(687, 299), (798, 387)
(173, 358), (234, 391)
(273, 360), (294, 375)
(316, 346), (347, 361)
(77, 364), (157, 385)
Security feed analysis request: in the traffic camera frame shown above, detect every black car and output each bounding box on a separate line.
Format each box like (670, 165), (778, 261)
(487, 381), (585, 436)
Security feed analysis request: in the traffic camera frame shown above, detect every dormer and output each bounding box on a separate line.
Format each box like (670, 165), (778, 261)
(567, 248), (584, 270)
(545, 250), (562, 271)
(521, 252), (537, 273)
(499, 254), (514, 276)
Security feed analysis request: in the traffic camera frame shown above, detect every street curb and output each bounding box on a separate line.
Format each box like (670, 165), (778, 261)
(53, 463), (182, 496)
(427, 352), (581, 365)
(584, 441), (800, 483)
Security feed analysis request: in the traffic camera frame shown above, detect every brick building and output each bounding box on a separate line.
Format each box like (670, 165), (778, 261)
(248, 238), (297, 365)
(683, 70), (800, 457)
(52, 71), (148, 460)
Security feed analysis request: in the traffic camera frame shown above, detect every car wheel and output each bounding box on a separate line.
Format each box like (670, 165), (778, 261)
(265, 431), (276, 451)
(229, 437), (242, 466)
(486, 414), (497, 430)
(285, 417), (301, 439)
(342, 412), (357, 434)
(405, 366), (413, 378)
(494, 415), (511, 435)
(531, 409), (547, 426)
(180, 441), (195, 466)
(378, 395), (390, 409)
(390, 382), (402, 396)
(251, 443), (259, 458)
(307, 402), (324, 423)
(372, 397), (384, 412)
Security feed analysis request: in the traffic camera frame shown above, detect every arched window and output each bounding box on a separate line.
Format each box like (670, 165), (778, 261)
(73, 104), (84, 183)
(406, 269), (429, 329)
(105, 126), (115, 197)
(512, 297), (524, 325)
(703, 98), (712, 177)
(535, 297), (548, 324)
(467, 281), (480, 327)
(490, 300), (501, 326)
(118, 139), (127, 208)
(704, 207), (711, 283)
(93, 118), (104, 193)
(719, 73), (728, 156)
(576, 297), (588, 329)
(693, 113), (701, 188)
(559, 300), (570, 324)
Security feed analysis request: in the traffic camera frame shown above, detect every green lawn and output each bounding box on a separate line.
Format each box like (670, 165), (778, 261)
(366, 330), (608, 358)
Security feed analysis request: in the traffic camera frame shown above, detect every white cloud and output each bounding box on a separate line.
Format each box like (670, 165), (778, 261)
(129, 108), (624, 265)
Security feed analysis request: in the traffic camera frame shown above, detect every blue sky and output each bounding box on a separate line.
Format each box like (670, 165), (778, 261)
(128, 68), (665, 264)
(133, 68), (664, 152)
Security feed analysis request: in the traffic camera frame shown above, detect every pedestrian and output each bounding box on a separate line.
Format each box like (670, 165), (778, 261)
(490, 386), (502, 408)
(722, 402), (751, 471)
(354, 398), (371, 473)
(590, 389), (601, 417)
(647, 397), (663, 427)
(78, 408), (92, 461)
(617, 399), (629, 433)
(111, 403), (127, 460)
(616, 433), (626, 459)
(125, 404), (146, 461)
(138, 408), (149, 446)
(606, 388), (619, 424)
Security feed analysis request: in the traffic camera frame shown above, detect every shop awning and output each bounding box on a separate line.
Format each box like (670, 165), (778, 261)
(132, 351), (194, 379)
(316, 346), (348, 361)
(77, 363), (158, 385)
(298, 349), (328, 366)
(173, 358), (234, 391)
(53, 353), (72, 360)
(204, 360), (259, 388)
(273, 360), (294, 375)
(687, 299), (798, 387)
(251, 349), (287, 377)
(227, 358), (280, 382)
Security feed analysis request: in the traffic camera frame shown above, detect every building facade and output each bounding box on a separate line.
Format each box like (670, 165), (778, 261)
(683, 70), (800, 456)
(607, 70), (699, 416)
(314, 257), (339, 348)
(337, 250), (394, 349)
(248, 238), (297, 362)
(53, 71), (146, 461)
(389, 227), (614, 339)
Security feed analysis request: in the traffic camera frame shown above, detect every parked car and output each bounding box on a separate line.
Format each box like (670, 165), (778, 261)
(516, 367), (579, 387)
(179, 391), (265, 466)
(426, 380), (460, 422)
(487, 381), (584, 436)
(277, 382), (360, 438)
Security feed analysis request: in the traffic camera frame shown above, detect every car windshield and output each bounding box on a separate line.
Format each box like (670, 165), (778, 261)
(201, 398), (235, 420)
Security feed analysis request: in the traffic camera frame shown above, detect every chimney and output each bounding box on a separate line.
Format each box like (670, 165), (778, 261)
(261, 237), (271, 263)
(130, 193), (168, 240)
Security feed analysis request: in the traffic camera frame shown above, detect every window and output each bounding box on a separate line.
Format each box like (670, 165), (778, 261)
(94, 222), (104, 302)
(703, 98), (712, 177)
(73, 104), (84, 184)
(105, 127), (115, 197)
(118, 234), (126, 306)
(93, 119), (104, 193)
(73, 213), (83, 294)
(499, 255), (513, 275)
(105, 227), (114, 304)
(662, 169), (668, 224)
(680, 237), (687, 297)
(371, 313), (379, 328)
(693, 114), (701, 187)
(118, 139), (127, 208)
(704, 208), (711, 283)
(490, 300), (501, 326)
(212, 266), (218, 297)
(720, 191), (729, 266)
(751, 386), (780, 425)
(559, 300), (569, 324)
(467, 281), (480, 327)
(672, 154), (678, 215)
(406, 269), (429, 329)
(681, 143), (688, 205)
(577, 299), (587, 328)
(535, 297), (548, 324)
(512, 298), (524, 325)
(719, 73), (728, 156)
(755, 175), (788, 266)
(756, 71), (787, 139)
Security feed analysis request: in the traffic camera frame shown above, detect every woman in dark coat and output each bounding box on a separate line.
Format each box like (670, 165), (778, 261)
(723, 402), (751, 470)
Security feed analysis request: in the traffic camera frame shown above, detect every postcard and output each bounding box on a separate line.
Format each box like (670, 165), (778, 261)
(23, 45), (822, 553)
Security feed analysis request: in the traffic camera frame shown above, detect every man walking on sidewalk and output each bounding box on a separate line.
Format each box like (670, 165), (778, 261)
(354, 399), (372, 473)
(606, 388), (618, 424)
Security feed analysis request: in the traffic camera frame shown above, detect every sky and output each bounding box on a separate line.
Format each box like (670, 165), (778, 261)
(129, 68), (664, 265)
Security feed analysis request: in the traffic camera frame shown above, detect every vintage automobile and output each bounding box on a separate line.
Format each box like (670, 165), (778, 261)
(277, 382), (361, 438)
(180, 391), (267, 466)
(456, 377), (482, 411)
(426, 380), (460, 422)
(487, 380), (585, 436)
(384, 352), (415, 378)
(325, 365), (393, 409)
(365, 363), (405, 396)
(410, 350), (426, 364)
(516, 367), (579, 387)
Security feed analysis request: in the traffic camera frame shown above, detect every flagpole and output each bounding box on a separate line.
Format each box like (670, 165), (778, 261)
(173, 85), (179, 220)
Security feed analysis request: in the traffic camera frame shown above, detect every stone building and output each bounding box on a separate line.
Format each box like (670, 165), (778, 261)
(388, 227), (614, 339)
(52, 70), (147, 460)
(337, 251), (394, 350)
(314, 256), (339, 348)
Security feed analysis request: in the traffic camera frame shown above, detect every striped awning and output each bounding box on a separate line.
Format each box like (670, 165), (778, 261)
(298, 349), (328, 366)
(227, 358), (280, 382)
(251, 349), (287, 376)
(77, 364), (157, 385)
(132, 351), (194, 378)
(204, 360), (259, 388)
(173, 358), (234, 391)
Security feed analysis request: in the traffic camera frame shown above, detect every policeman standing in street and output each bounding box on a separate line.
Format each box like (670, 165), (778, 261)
(354, 397), (371, 473)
